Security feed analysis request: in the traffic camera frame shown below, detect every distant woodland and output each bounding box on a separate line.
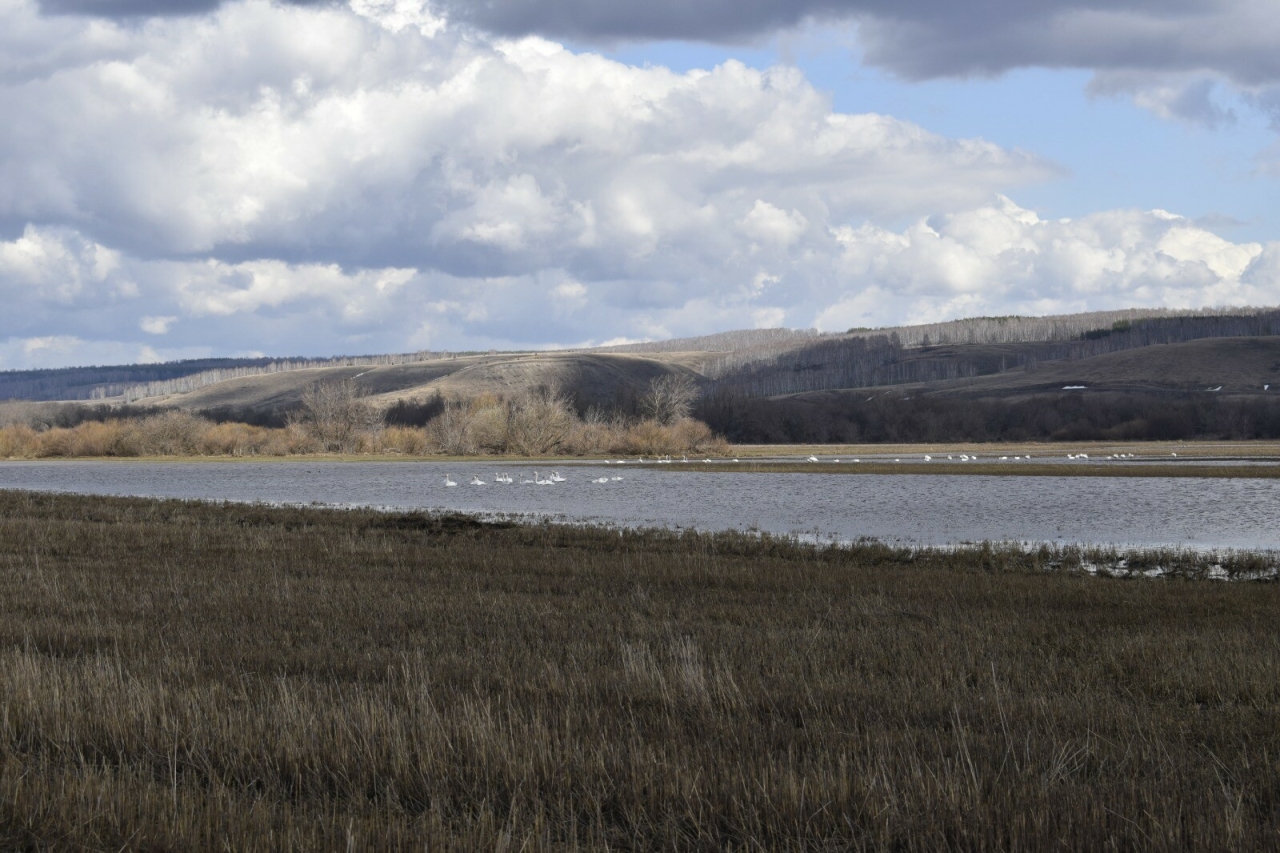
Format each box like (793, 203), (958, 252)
(5, 306), (1280, 445)
(696, 390), (1280, 444)
(702, 309), (1280, 397)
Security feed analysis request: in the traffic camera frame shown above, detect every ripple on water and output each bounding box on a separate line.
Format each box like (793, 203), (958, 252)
(0, 460), (1277, 550)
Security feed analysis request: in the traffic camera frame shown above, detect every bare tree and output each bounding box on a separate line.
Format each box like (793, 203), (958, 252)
(505, 385), (574, 455)
(426, 401), (475, 456)
(297, 379), (377, 452)
(641, 374), (699, 425)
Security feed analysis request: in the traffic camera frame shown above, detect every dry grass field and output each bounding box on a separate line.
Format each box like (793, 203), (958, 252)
(0, 491), (1278, 849)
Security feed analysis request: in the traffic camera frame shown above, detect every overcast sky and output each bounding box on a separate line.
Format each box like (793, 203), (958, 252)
(3, 0), (1279, 368)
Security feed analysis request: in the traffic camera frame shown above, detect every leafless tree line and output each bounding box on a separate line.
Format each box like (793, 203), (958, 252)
(0, 373), (723, 458)
(707, 309), (1280, 397)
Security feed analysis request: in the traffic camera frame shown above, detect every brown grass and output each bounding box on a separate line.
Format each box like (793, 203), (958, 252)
(0, 491), (1278, 849)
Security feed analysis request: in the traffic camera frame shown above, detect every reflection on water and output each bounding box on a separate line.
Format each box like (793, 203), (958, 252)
(1, 460), (1277, 550)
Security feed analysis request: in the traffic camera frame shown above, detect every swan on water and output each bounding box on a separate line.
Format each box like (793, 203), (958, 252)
(807, 455), (819, 462)
(593, 476), (610, 483)
(443, 475), (458, 487)
(610, 475), (624, 481)
(470, 475), (485, 486)
(923, 455), (932, 461)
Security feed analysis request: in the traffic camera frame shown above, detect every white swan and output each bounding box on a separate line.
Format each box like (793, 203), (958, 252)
(470, 475), (485, 486)
(593, 476), (610, 483)
(807, 455), (819, 462)
(443, 475), (457, 487)
(520, 473), (535, 484)
(610, 475), (624, 481)
(923, 455), (932, 461)
(550, 471), (566, 482)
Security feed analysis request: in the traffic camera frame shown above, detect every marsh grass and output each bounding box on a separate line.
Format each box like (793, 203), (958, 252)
(0, 491), (1277, 849)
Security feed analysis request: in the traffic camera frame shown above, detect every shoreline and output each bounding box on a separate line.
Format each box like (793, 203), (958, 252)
(2, 487), (1278, 575)
(6, 442), (1280, 478)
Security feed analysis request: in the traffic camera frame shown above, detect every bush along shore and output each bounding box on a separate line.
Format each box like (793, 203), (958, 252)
(0, 381), (727, 459)
(1, 490), (1277, 849)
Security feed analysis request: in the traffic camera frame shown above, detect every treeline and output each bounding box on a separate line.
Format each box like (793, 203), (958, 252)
(842, 305), (1274, 349)
(696, 390), (1280, 443)
(0, 351), (466, 404)
(0, 358), (278, 402)
(95, 351), (460, 403)
(0, 380), (725, 459)
(707, 310), (1280, 397)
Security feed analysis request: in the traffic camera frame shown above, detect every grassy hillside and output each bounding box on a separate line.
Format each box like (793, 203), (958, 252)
(136, 352), (701, 417)
(6, 307), (1280, 444)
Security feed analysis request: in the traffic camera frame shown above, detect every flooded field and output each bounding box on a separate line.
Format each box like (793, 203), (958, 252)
(2, 459), (1277, 549)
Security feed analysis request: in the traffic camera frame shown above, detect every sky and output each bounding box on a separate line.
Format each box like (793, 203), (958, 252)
(2, 0), (1280, 368)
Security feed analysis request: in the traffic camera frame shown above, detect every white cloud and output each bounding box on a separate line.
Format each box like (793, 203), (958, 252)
(740, 200), (809, 248)
(0, 0), (1051, 271)
(139, 315), (176, 334)
(816, 197), (1277, 331)
(0, 0), (1276, 368)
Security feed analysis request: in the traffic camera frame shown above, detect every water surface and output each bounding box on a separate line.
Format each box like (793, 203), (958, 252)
(2, 460), (1277, 550)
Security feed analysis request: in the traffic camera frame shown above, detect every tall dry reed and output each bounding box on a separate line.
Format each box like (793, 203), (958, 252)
(0, 491), (1276, 849)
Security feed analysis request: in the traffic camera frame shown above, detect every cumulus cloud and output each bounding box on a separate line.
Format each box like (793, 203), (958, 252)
(437, 0), (1280, 128)
(816, 197), (1279, 331)
(2, 0), (1049, 267)
(32, 0), (1280, 131)
(2, 0), (1277, 369)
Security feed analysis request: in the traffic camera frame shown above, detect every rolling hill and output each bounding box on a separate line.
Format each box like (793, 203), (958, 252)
(4, 307), (1280, 429)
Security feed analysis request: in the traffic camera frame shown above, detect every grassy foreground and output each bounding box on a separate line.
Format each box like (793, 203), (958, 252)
(1, 492), (1277, 849)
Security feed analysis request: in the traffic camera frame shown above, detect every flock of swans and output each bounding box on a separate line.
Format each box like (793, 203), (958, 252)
(440, 450), (1183, 486)
(444, 470), (624, 487)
